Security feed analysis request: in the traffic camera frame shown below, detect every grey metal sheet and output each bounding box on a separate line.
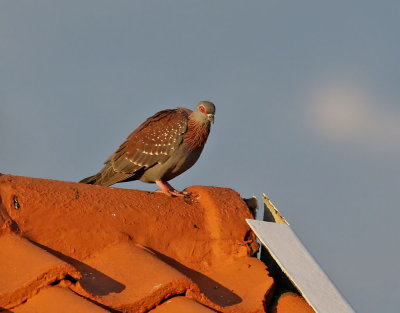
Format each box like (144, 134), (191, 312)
(247, 219), (354, 313)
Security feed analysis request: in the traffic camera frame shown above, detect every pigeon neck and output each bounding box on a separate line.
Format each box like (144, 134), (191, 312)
(183, 115), (211, 152)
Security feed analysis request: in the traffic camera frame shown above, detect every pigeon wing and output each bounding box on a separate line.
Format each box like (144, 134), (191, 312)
(107, 108), (190, 175)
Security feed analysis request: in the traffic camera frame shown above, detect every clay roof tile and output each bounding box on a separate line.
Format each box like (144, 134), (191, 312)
(150, 296), (217, 312)
(0, 174), (310, 312)
(11, 286), (109, 313)
(0, 234), (80, 310)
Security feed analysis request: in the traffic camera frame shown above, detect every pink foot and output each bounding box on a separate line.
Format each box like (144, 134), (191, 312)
(155, 180), (191, 197)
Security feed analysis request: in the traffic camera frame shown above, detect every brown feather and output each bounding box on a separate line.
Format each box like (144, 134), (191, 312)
(108, 109), (188, 173)
(183, 116), (211, 152)
(80, 108), (190, 186)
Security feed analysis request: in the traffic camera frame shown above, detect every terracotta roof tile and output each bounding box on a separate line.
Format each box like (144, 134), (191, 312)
(69, 242), (200, 312)
(0, 174), (307, 312)
(150, 296), (217, 312)
(11, 286), (109, 313)
(0, 234), (80, 310)
(271, 293), (314, 313)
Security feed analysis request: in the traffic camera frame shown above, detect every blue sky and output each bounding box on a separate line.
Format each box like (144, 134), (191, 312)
(1, 1), (400, 312)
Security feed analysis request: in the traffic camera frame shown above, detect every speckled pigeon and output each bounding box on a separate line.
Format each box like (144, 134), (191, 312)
(80, 101), (215, 196)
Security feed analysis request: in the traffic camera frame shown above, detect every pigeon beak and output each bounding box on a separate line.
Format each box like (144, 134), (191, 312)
(207, 114), (214, 124)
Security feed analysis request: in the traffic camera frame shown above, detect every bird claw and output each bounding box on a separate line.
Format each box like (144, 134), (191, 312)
(155, 189), (191, 198)
(177, 190), (192, 197)
(155, 180), (191, 197)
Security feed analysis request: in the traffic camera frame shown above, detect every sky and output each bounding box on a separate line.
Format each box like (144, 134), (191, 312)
(1, 1), (399, 312)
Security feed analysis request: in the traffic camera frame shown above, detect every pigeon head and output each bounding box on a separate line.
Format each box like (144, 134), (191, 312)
(193, 101), (215, 124)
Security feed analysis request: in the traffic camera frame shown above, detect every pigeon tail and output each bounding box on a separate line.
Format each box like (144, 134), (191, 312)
(80, 164), (134, 186)
(79, 173), (101, 185)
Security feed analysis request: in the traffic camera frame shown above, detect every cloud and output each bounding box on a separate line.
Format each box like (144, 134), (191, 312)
(306, 80), (400, 153)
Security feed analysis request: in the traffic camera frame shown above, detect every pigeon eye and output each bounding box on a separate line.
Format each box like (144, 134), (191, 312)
(199, 106), (206, 113)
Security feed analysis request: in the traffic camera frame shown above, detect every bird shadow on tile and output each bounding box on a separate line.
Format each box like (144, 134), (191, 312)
(147, 248), (242, 307)
(29, 241), (125, 296)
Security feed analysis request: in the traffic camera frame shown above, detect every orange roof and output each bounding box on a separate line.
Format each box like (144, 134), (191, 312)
(0, 174), (312, 312)
(271, 293), (315, 313)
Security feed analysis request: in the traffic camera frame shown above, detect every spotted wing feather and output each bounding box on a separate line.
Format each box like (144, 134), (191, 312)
(107, 108), (189, 176)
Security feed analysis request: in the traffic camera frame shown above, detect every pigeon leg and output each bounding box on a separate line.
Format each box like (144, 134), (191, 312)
(155, 180), (190, 197)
